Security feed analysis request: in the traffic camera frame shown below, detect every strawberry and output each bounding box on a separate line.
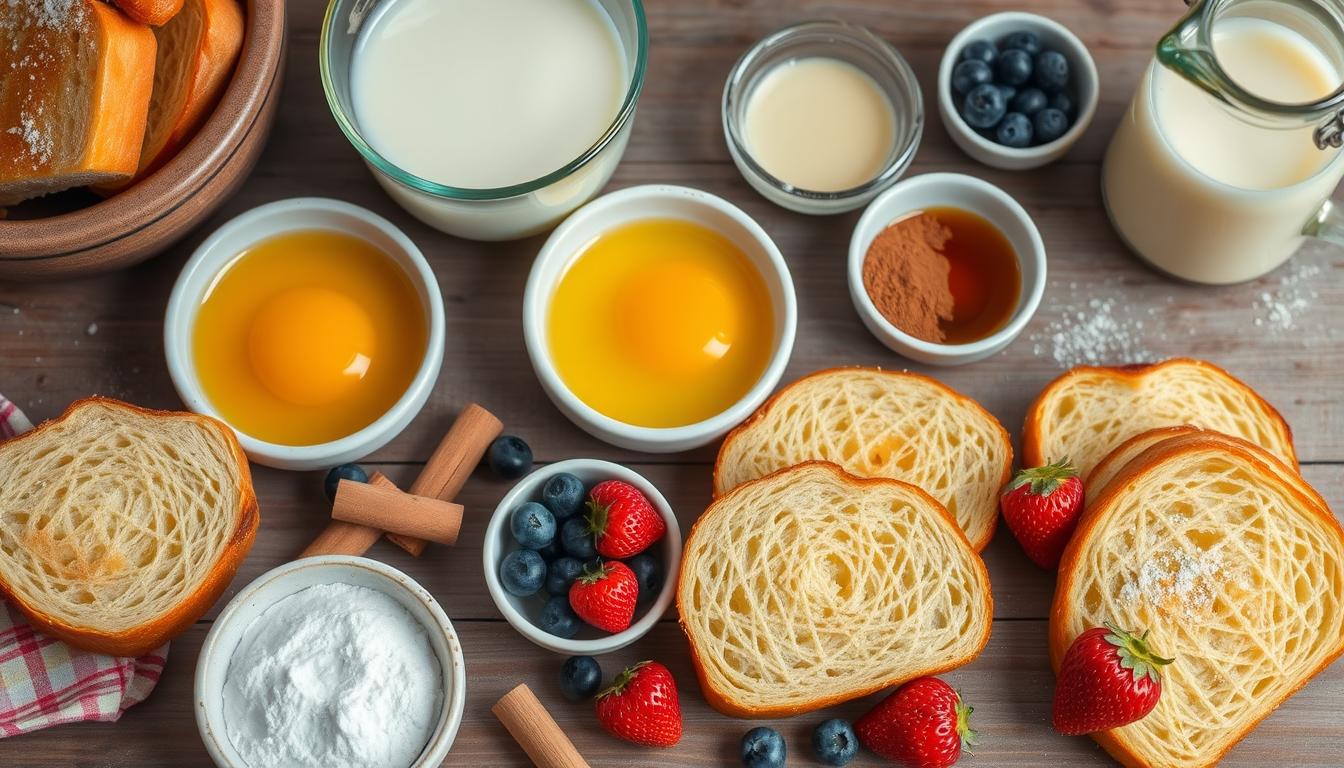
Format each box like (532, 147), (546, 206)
(587, 480), (666, 558)
(595, 661), (682, 747)
(1053, 623), (1174, 735)
(568, 560), (638, 633)
(999, 458), (1085, 569)
(855, 677), (976, 768)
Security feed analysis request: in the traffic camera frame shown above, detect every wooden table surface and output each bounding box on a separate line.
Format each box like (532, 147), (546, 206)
(3, 1), (1343, 765)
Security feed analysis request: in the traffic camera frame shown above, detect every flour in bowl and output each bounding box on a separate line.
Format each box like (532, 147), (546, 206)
(222, 582), (442, 768)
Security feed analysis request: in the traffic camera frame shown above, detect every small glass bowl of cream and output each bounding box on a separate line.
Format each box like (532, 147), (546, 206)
(723, 20), (924, 215)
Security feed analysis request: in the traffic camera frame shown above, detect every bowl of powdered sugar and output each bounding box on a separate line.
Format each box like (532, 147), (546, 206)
(194, 556), (466, 768)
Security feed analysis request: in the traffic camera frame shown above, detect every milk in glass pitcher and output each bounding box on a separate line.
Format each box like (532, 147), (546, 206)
(1102, 0), (1344, 284)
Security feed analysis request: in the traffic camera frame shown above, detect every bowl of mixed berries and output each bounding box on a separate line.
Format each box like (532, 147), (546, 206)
(937, 11), (1099, 170)
(483, 458), (682, 654)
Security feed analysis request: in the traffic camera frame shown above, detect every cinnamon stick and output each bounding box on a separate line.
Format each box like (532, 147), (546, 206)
(332, 480), (463, 546)
(492, 684), (590, 768)
(298, 472), (398, 558)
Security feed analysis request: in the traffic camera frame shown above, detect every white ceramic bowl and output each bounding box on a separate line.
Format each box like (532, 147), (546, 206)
(482, 459), (682, 655)
(848, 173), (1046, 365)
(937, 12), (1099, 170)
(195, 556), (466, 768)
(164, 197), (445, 471)
(523, 184), (797, 453)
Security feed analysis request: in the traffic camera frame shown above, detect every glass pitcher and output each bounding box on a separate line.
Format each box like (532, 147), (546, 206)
(1101, 0), (1344, 284)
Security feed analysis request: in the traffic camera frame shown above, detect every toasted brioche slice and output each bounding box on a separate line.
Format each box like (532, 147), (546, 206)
(0, 1), (156, 205)
(1023, 358), (1295, 479)
(0, 398), (257, 657)
(111, 0), (185, 26)
(680, 462), (992, 717)
(99, 0), (243, 190)
(713, 368), (1011, 550)
(1051, 432), (1344, 768)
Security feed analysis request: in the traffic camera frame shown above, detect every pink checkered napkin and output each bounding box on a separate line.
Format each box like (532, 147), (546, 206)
(0, 396), (168, 737)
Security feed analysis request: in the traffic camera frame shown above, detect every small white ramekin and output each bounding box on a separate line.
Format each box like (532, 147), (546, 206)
(523, 184), (797, 453)
(195, 556), (466, 768)
(937, 12), (1099, 171)
(482, 459), (682, 655)
(848, 173), (1046, 366)
(164, 197), (445, 471)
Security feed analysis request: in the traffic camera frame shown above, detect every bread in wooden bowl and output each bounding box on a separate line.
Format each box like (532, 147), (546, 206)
(680, 461), (993, 718)
(1051, 431), (1344, 768)
(0, 0), (156, 205)
(0, 397), (258, 657)
(713, 367), (1011, 550)
(111, 0), (185, 26)
(1023, 358), (1296, 479)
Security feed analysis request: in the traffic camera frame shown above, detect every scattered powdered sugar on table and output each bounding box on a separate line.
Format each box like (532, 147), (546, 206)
(1030, 281), (1166, 367)
(1252, 261), (1321, 334)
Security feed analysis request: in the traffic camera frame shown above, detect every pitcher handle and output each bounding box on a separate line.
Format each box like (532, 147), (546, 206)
(1303, 199), (1344, 245)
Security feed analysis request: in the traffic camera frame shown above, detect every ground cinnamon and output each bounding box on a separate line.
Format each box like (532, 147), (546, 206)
(861, 212), (955, 343)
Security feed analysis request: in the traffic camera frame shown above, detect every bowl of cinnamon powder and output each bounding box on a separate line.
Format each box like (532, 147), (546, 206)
(847, 172), (1046, 365)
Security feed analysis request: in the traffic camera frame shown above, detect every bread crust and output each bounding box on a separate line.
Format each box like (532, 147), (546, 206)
(680, 460), (993, 718)
(712, 366), (1012, 551)
(1022, 358), (1296, 472)
(0, 397), (258, 657)
(112, 0), (186, 26)
(1049, 432), (1344, 768)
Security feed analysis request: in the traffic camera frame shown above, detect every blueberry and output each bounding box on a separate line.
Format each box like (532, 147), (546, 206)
(323, 463), (367, 502)
(996, 112), (1034, 148)
(996, 84), (1017, 104)
(740, 727), (786, 768)
(1010, 87), (1048, 116)
(960, 83), (1007, 129)
(812, 719), (859, 766)
(951, 59), (992, 95)
(545, 556), (585, 596)
(959, 39), (997, 64)
(499, 549), (546, 596)
(510, 502), (556, 549)
(486, 435), (532, 480)
(624, 552), (662, 602)
(559, 655), (602, 702)
(1049, 91), (1074, 116)
(1001, 30), (1041, 55)
(995, 48), (1034, 86)
(537, 596), (581, 638)
(1034, 107), (1070, 143)
(537, 537), (564, 561)
(1034, 50), (1070, 93)
(540, 472), (585, 519)
(560, 516), (597, 559)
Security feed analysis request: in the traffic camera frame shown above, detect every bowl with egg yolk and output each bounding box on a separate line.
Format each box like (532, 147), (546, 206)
(165, 198), (445, 470)
(524, 185), (797, 453)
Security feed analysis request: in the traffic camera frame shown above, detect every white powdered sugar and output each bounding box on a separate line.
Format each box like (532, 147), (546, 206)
(1119, 532), (1250, 620)
(1030, 283), (1167, 368)
(1252, 261), (1322, 335)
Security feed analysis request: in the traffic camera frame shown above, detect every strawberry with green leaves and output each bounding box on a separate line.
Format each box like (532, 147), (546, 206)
(587, 480), (665, 559)
(1000, 458), (1085, 569)
(1053, 623), (1174, 735)
(855, 677), (976, 768)
(568, 560), (638, 633)
(595, 661), (682, 747)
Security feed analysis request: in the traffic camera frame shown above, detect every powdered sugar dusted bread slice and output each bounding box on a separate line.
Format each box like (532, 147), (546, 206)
(1052, 432), (1344, 768)
(0, 398), (257, 656)
(713, 368), (1011, 550)
(680, 462), (992, 717)
(1023, 358), (1295, 480)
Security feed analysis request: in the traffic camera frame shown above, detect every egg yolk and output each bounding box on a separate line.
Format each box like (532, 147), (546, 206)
(615, 260), (740, 377)
(247, 287), (376, 407)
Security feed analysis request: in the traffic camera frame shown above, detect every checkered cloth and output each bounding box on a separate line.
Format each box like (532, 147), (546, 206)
(0, 396), (167, 737)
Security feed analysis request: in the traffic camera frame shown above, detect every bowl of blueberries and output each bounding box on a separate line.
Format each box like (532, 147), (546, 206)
(938, 11), (1099, 170)
(482, 458), (682, 655)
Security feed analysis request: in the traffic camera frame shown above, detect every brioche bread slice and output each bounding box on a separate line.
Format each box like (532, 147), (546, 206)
(98, 0), (243, 191)
(0, 0), (156, 205)
(111, 0), (185, 26)
(1051, 432), (1344, 768)
(713, 368), (1011, 550)
(0, 398), (257, 657)
(680, 462), (993, 718)
(1023, 358), (1295, 479)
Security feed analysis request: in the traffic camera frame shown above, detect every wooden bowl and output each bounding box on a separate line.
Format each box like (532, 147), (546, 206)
(0, 0), (286, 281)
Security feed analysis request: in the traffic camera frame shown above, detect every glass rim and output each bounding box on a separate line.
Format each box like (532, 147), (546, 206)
(319, 0), (648, 202)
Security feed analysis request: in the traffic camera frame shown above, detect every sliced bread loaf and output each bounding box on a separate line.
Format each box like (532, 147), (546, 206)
(680, 461), (992, 717)
(0, 398), (257, 657)
(713, 368), (1011, 550)
(1052, 432), (1344, 768)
